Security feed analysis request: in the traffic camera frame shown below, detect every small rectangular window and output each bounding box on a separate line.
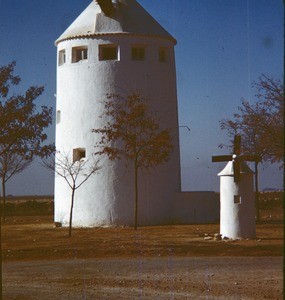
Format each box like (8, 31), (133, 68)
(58, 50), (66, 66)
(234, 195), (241, 204)
(159, 48), (167, 62)
(99, 44), (118, 61)
(72, 46), (88, 63)
(56, 110), (61, 124)
(132, 46), (145, 61)
(73, 148), (86, 162)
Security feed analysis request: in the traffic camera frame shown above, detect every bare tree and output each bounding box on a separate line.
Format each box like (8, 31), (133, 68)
(93, 92), (173, 230)
(219, 75), (284, 221)
(220, 75), (284, 165)
(0, 61), (54, 299)
(43, 152), (101, 237)
(0, 61), (54, 218)
(0, 148), (32, 222)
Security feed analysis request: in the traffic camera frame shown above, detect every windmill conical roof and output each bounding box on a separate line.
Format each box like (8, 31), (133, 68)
(218, 161), (254, 177)
(55, 0), (176, 45)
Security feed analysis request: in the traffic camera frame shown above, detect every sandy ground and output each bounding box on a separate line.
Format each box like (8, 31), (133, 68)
(2, 213), (283, 299)
(3, 257), (283, 299)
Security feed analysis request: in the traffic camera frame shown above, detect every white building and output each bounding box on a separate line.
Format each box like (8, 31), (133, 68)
(54, 0), (182, 227)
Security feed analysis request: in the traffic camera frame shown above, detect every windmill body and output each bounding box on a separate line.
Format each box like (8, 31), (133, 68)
(218, 161), (256, 239)
(212, 136), (257, 239)
(54, 0), (181, 227)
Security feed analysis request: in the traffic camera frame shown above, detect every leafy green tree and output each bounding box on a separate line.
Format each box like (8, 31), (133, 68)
(93, 93), (173, 230)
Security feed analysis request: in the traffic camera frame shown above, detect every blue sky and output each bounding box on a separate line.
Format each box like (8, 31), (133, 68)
(0, 0), (283, 195)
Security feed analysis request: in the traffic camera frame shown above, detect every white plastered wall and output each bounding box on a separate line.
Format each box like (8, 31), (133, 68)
(219, 162), (256, 239)
(55, 35), (181, 227)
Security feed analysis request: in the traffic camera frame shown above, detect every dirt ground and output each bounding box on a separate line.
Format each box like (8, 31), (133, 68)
(2, 211), (283, 299)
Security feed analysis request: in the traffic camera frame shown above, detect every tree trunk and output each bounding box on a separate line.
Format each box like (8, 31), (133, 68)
(134, 158), (139, 230)
(254, 162), (260, 222)
(69, 188), (76, 237)
(2, 178), (6, 223)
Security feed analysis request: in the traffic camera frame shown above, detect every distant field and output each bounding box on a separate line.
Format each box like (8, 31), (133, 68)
(5, 195), (54, 202)
(2, 192), (283, 219)
(5, 191), (283, 203)
(3, 196), (54, 216)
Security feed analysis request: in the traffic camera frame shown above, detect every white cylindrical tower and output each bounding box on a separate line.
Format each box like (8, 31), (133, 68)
(218, 161), (256, 239)
(54, 0), (181, 227)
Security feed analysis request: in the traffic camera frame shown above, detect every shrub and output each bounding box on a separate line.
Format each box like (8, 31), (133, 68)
(3, 200), (54, 216)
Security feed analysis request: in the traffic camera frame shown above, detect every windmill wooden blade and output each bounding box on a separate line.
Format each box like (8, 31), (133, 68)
(212, 155), (232, 162)
(233, 135), (241, 155)
(212, 135), (258, 183)
(233, 160), (240, 182)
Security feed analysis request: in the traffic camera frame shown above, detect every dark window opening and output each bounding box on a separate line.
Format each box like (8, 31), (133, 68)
(99, 45), (118, 60)
(73, 148), (86, 162)
(72, 47), (88, 63)
(132, 46), (145, 61)
(159, 48), (167, 62)
(234, 195), (241, 204)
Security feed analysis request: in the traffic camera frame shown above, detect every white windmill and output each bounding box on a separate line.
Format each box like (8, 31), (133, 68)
(54, 0), (181, 227)
(212, 136), (259, 239)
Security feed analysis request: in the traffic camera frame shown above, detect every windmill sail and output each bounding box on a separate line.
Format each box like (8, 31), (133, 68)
(212, 135), (260, 183)
(212, 155), (232, 162)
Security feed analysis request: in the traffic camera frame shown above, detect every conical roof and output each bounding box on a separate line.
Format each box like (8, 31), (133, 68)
(55, 0), (176, 45)
(218, 161), (254, 177)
